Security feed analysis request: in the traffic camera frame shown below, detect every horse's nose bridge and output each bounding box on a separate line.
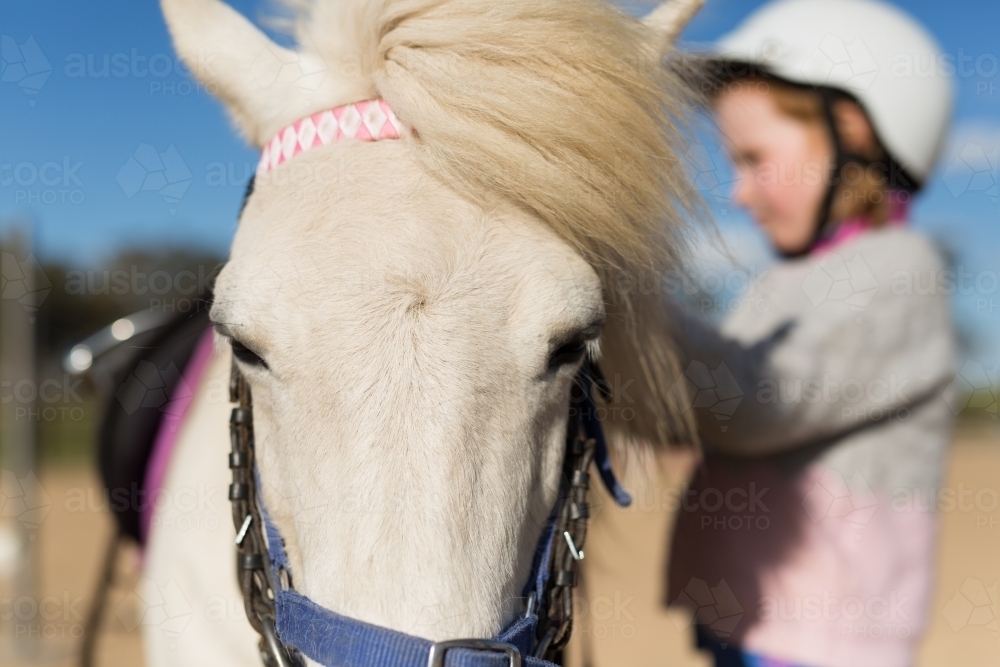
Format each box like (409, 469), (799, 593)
(400, 348), (509, 433)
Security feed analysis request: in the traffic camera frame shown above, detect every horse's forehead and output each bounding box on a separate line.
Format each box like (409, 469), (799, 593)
(220, 144), (601, 336)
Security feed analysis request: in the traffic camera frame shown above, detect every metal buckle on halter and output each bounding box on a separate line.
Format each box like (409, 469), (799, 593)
(426, 639), (521, 667)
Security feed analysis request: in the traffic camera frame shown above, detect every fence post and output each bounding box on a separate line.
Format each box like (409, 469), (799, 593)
(0, 226), (39, 658)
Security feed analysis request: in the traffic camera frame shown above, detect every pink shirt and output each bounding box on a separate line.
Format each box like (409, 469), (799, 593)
(670, 455), (936, 667)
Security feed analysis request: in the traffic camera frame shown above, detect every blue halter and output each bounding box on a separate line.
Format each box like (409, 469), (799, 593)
(241, 365), (631, 667)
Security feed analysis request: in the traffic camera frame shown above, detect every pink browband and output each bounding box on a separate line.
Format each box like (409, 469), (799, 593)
(257, 99), (403, 175)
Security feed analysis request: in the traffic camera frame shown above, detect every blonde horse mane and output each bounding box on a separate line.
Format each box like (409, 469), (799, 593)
(272, 0), (701, 449)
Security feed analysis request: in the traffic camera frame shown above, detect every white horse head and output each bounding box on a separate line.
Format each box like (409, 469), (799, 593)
(163, 0), (701, 644)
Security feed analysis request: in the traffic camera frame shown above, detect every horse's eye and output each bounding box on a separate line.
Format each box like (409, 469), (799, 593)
(231, 339), (268, 369)
(548, 339), (588, 370)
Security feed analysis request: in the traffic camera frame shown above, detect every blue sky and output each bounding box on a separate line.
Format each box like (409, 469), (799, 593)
(1, 0), (998, 360)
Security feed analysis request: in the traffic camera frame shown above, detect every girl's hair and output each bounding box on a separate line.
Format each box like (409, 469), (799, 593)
(712, 73), (898, 226)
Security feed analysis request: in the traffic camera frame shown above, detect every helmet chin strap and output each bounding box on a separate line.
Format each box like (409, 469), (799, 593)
(779, 89), (880, 260)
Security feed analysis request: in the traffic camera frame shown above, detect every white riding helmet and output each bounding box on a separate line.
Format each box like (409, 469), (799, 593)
(709, 0), (954, 187)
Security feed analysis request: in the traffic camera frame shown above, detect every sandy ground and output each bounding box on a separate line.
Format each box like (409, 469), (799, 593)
(0, 467), (145, 667)
(1, 419), (996, 666)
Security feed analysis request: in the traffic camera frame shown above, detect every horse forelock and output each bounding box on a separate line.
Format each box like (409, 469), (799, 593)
(276, 0), (701, 449)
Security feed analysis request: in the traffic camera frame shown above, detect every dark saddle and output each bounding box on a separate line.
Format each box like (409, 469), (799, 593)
(87, 303), (213, 544)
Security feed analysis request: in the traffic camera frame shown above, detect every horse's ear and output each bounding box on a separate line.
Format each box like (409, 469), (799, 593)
(160, 0), (343, 146)
(644, 0), (704, 56)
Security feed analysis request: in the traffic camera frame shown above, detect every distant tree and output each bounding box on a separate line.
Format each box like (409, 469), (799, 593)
(1, 244), (225, 367)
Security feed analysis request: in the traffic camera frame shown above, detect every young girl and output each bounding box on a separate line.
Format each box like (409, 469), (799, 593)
(668, 1), (955, 666)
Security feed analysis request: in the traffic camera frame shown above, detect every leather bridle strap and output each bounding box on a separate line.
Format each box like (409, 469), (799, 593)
(229, 361), (298, 667)
(226, 359), (628, 667)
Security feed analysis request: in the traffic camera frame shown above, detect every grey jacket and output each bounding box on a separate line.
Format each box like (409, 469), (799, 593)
(673, 227), (956, 492)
